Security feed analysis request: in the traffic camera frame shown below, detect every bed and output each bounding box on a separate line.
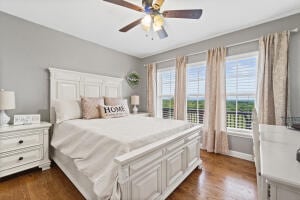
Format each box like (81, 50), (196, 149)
(49, 68), (202, 200)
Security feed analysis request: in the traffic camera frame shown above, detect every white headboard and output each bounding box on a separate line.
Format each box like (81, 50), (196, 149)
(49, 67), (123, 123)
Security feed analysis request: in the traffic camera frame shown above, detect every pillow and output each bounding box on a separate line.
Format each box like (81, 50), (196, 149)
(55, 100), (82, 123)
(81, 97), (104, 119)
(104, 97), (123, 106)
(99, 104), (130, 119)
(104, 97), (129, 109)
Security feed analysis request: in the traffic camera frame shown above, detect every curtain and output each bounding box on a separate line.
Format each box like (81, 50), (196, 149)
(147, 63), (157, 117)
(174, 56), (187, 120)
(257, 31), (290, 125)
(202, 47), (229, 154)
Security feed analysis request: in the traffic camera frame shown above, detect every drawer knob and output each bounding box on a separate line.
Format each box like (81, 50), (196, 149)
(18, 157), (23, 161)
(18, 140), (24, 144)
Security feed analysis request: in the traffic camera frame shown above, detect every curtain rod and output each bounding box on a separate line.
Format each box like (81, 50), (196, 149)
(144, 27), (298, 66)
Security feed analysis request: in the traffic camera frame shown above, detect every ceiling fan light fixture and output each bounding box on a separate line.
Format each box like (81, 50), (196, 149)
(104, 0), (203, 39)
(142, 24), (151, 32)
(141, 15), (152, 26)
(153, 15), (164, 27)
(153, 23), (162, 32)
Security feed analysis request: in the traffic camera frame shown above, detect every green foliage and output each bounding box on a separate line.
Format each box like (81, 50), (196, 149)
(126, 72), (140, 88)
(226, 100), (254, 112)
(162, 99), (174, 108)
(162, 99), (254, 111)
(162, 99), (254, 130)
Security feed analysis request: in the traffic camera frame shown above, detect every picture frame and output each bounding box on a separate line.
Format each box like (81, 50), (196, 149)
(13, 114), (41, 125)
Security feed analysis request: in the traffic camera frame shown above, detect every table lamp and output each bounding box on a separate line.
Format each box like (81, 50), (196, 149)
(131, 95), (139, 114)
(0, 89), (15, 127)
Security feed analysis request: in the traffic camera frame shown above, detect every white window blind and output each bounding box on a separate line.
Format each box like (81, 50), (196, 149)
(226, 53), (258, 130)
(157, 68), (176, 119)
(186, 63), (206, 124)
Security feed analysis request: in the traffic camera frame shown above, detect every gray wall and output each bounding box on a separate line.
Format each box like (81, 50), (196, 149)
(141, 13), (300, 155)
(0, 11), (146, 122)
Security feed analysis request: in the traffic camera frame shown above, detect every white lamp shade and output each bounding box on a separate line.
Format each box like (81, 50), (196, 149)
(0, 90), (15, 110)
(131, 95), (139, 105)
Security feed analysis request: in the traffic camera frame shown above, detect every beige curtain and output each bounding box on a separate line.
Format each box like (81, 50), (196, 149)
(257, 31), (290, 125)
(147, 63), (157, 117)
(174, 56), (187, 120)
(203, 47), (229, 154)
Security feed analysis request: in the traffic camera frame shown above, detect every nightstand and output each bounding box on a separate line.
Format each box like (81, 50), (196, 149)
(131, 112), (150, 117)
(0, 122), (52, 178)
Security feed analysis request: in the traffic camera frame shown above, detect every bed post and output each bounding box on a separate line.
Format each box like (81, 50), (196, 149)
(118, 165), (130, 200)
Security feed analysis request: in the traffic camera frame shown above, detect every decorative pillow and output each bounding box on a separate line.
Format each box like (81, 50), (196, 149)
(99, 104), (130, 119)
(81, 97), (104, 119)
(104, 97), (123, 106)
(55, 100), (82, 123)
(104, 97), (129, 108)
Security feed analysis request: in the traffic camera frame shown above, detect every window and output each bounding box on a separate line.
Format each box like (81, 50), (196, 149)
(157, 68), (176, 119)
(155, 52), (257, 131)
(226, 52), (258, 130)
(186, 62), (206, 124)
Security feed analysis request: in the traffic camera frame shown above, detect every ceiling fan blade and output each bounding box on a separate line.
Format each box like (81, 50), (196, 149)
(119, 18), (142, 32)
(162, 9), (203, 19)
(157, 26), (168, 39)
(103, 0), (144, 12)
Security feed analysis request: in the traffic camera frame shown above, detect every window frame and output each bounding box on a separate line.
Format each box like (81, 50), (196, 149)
(156, 67), (176, 119)
(225, 51), (259, 135)
(186, 61), (206, 124)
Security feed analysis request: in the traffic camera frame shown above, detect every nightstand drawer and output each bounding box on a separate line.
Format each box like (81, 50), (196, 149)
(0, 130), (43, 153)
(0, 147), (43, 171)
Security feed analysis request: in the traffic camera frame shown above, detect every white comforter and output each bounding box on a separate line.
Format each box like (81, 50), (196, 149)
(51, 116), (191, 200)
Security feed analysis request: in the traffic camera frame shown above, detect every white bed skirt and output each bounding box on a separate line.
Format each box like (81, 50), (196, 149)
(51, 149), (98, 200)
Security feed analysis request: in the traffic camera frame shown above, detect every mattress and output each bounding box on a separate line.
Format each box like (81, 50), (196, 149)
(51, 115), (192, 200)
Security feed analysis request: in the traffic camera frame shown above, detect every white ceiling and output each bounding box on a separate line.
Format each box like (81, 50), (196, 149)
(1, 0), (300, 58)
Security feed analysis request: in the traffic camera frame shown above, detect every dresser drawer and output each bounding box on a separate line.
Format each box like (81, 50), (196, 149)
(0, 130), (43, 153)
(0, 147), (43, 171)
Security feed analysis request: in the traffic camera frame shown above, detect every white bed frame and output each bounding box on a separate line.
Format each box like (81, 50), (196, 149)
(49, 67), (202, 200)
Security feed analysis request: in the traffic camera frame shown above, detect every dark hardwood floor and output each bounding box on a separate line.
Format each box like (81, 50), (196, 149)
(0, 151), (257, 200)
(168, 151), (257, 200)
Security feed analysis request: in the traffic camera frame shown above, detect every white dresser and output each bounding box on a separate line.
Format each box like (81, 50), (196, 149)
(0, 122), (52, 178)
(259, 125), (300, 200)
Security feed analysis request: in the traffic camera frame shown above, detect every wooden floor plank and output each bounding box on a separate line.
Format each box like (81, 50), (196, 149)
(0, 151), (257, 200)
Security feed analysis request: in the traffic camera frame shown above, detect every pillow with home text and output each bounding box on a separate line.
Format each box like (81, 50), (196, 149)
(98, 104), (129, 119)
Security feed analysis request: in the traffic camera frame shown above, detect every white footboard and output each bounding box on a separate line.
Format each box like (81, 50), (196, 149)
(114, 125), (202, 200)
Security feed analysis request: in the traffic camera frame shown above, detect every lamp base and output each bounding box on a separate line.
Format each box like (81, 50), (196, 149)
(0, 110), (10, 127)
(132, 105), (138, 114)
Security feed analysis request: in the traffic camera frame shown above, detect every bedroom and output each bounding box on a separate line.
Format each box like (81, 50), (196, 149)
(0, 0), (300, 200)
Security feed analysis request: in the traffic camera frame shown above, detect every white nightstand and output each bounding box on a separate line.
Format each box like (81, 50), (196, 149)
(131, 112), (150, 117)
(0, 122), (52, 178)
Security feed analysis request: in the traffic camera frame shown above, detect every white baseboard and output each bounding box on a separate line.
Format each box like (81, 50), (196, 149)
(200, 144), (254, 162)
(227, 150), (254, 162)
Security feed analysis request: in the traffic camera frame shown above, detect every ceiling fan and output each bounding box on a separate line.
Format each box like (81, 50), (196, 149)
(103, 0), (203, 39)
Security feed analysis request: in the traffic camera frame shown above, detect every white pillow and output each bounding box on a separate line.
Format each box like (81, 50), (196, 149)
(55, 100), (82, 123)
